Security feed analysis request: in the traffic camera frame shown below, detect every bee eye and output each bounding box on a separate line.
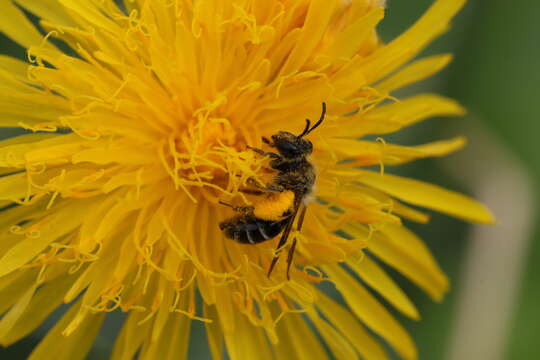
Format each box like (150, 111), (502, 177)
(276, 140), (300, 157)
(306, 141), (313, 153)
(280, 141), (297, 152)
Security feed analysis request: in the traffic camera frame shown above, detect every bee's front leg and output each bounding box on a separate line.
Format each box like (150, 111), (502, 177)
(238, 188), (265, 195)
(218, 200), (254, 214)
(246, 177), (284, 193)
(247, 146), (281, 160)
(262, 136), (274, 147)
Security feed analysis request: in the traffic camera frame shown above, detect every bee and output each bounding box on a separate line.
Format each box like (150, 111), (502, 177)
(219, 103), (326, 279)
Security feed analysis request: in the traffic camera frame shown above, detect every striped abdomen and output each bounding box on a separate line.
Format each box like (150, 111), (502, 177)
(219, 215), (290, 244)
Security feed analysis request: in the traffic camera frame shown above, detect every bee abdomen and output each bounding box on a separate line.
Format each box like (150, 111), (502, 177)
(220, 217), (289, 244)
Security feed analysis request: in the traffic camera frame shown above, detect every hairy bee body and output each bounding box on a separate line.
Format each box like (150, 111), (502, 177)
(219, 150), (316, 245)
(219, 216), (290, 244)
(219, 103), (326, 277)
(219, 190), (295, 244)
(270, 158), (316, 199)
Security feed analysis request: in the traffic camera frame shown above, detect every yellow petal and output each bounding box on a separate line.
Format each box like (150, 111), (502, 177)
(326, 7), (385, 61)
(376, 54), (453, 93)
(325, 94), (465, 138)
(392, 200), (431, 224)
(395, 136), (468, 164)
(122, 0), (139, 14)
(361, 0), (466, 83)
(353, 169), (495, 224)
(0, 0), (47, 48)
(224, 311), (273, 360)
(64, 230), (127, 335)
(323, 136), (467, 166)
(0, 172), (34, 204)
(0, 199), (93, 278)
(141, 289), (191, 360)
(0, 91), (68, 128)
(147, 279), (175, 344)
(363, 94), (466, 130)
(0, 269), (37, 316)
(204, 304), (224, 360)
(0, 73), (34, 97)
(0, 133), (80, 167)
(0, 132), (57, 148)
(337, 184), (431, 224)
(28, 300), (105, 360)
(111, 310), (153, 360)
(306, 308), (358, 360)
(316, 292), (389, 360)
(267, 28), (301, 78)
(0, 274), (75, 345)
(275, 312), (328, 360)
(279, 0), (339, 76)
(72, 143), (158, 166)
(14, 0), (76, 27)
(0, 55), (30, 82)
(0, 209), (46, 252)
(323, 264), (417, 360)
(0, 282), (37, 342)
(167, 313), (193, 360)
(345, 222), (448, 301)
(347, 256), (420, 320)
(55, 1), (121, 35)
(380, 223), (445, 274)
(213, 285), (235, 333)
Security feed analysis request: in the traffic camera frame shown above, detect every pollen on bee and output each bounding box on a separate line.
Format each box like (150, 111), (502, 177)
(253, 190), (295, 221)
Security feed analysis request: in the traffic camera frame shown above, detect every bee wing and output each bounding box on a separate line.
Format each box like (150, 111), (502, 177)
(267, 195), (303, 278)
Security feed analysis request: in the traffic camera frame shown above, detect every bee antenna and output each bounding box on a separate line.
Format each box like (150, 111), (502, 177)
(297, 119), (311, 138)
(299, 102), (326, 138)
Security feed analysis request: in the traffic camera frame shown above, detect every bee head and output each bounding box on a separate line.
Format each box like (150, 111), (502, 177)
(272, 102), (326, 159)
(272, 132), (313, 159)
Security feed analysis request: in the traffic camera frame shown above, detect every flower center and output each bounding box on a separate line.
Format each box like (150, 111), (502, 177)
(161, 110), (265, 202)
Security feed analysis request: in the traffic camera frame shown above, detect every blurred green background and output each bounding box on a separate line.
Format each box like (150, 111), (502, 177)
(380, 1), (540, 359)
(0, 0), (538, 359)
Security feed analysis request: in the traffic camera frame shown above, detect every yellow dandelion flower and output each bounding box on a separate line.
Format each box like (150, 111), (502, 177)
(0, 0), (494, 359)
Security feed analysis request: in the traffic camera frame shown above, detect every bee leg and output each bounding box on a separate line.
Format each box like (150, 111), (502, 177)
(265, 185), (284, 192)
(267, 216), (295, 278)
(286, 206), (307, 280)
(238, 188), (265, 196)
(261, 168), (275, 174)
(267, 196), (303, 279)
(247, 177), (284, 193)
(218, 200), (254, 214)
(247, 146), (281, 159)
(286, 238), (297, 281)
(262, 136), (274, 147)
(296, 205), (308, 231)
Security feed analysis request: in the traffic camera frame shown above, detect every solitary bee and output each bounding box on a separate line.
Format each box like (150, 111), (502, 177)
(219, 103), (326, 279)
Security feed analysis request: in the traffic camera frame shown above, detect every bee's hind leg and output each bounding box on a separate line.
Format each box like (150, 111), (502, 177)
(286, 206), (307, 280)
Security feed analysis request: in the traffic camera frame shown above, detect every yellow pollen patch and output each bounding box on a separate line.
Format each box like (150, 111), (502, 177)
(253, 190), (295, 221)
